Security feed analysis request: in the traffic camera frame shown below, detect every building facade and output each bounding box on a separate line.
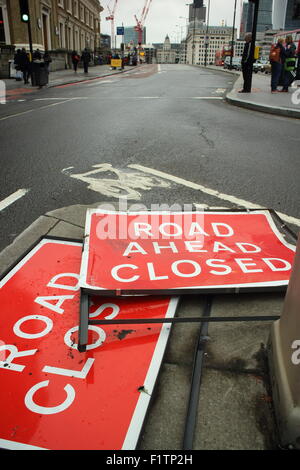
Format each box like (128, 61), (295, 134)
(186, 25), (235, 66)
(189, 0), (206, 24)
(154, 35), (180, 64)
(240, 0), (273, 35)
(0, 0), (103, 75)
(123, 26), (146, 46)
(273, 0), (300, 29)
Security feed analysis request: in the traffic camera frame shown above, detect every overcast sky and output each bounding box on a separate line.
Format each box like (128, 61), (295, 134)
(101, 0), (242, 44)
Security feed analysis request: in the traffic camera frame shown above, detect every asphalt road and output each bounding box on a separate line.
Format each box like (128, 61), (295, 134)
(1, 63), (300, 252)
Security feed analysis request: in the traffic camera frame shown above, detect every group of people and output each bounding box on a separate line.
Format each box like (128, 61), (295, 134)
(71, 48), (91, 73)
(240, 32), (300, 94)
(14, 48), (52, 85)
(270, 34), (300, 93)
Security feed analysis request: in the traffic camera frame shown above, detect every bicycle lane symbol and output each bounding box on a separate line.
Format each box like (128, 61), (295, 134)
(62, 163), (171, 200)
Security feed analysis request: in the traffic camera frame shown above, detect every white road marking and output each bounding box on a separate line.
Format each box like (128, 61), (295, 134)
(0, 99), (73, 121)
(62, 166), (74, 172)
(214, 88), (226, 93)
(191, 97), (223, 100)
(86, 80), (117, 87)
(34, 97), (73, 101)
(0, 189), (29, 212)
(62, 163), (170, 200)
(128, 164), (300, 228)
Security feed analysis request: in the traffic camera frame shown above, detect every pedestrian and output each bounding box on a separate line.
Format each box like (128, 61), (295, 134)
(43, 50), (52, 72)
(71, 50), (80, 72)
(269, 38), (284, 93)
(33, 49), (42, 61)
(239, 33), (253, 93)
(14, 49), (23, 81)
(281, 35), (296, 92)
(81, 48), (91, 74)
(19, 48), (30, 84)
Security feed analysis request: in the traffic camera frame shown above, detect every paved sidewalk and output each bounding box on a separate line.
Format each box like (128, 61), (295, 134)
(0, 202), (295, 450)
(3, 64), (135, 91)
(226, 70), (300, 119)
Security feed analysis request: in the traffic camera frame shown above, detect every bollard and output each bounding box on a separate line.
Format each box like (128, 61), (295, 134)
(268, 233), (300, 449)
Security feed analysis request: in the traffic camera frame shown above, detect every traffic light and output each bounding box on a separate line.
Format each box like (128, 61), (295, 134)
(19, 0), (29, 23)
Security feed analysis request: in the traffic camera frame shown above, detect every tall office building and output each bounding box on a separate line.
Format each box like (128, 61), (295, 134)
(240, 2), (254, 35)
(123, 26), (146, 45)
(273, 0), (300, 29)
(257, 0), (273, 31)
(189, 0), (206, 23)
(240, 0), (273, 34)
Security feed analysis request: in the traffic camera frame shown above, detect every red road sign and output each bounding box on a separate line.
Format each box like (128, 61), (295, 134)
(79, 210), (296, 295)
(0, 239), (178, 450)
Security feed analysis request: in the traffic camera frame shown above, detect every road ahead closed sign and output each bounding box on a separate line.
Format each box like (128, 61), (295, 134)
(79, 210), (296, 295)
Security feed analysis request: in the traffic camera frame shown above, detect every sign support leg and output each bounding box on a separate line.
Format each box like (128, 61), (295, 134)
(78, 291), (89, 352)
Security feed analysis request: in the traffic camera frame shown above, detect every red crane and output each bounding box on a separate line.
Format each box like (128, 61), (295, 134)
(134, 0), (153, 45)
(106, 0), (119, 50)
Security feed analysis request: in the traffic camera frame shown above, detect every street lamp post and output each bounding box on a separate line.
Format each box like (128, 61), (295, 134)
(230, 0), (237, 69)
(192, 10), (196, 65)
(204, 0), (210, 67)
(179, 16), (188, 64)
(247, 0), (260, 92)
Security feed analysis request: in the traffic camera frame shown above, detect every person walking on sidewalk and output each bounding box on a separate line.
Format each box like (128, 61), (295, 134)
(71, 50), (80, 72)
(239, 33), (253, 93)
(19, 48), (31, 84)
(81, 48), (91, 74)
(281, 35), (296, 92)
(13, 49), (23, 81)
(43, 50), (52, 72)
(270, 38), (284, 93)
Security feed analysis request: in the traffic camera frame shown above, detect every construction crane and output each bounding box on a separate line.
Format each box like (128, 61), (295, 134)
(106, 0), (118, 50)
(134, 0), (153, 45)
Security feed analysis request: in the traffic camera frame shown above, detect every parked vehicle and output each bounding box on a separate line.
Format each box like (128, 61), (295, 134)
(223, 56), (242, 70)
(263, 62), (272, 74)
(253, 59), (269, 73)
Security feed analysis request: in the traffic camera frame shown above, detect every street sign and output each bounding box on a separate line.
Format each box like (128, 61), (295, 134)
(0, 238), (178, 450)
(117, 26), (124, 35)
(111, 58), (122, 68)
(79, 210), (296, 295)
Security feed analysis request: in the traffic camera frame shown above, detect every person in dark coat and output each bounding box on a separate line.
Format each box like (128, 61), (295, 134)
(33, 49), (42, 60)
(43, 50), (52, 72)
(81, 48), (91, 73)
(19, 48), (31, 84)
(239, 33), (253, 93)
(14, 49), (23, 80)
(71, 50), (80, 72)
